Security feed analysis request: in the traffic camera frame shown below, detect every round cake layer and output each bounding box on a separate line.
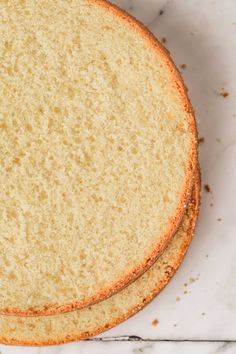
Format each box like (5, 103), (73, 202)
(0, 0), (197, 315)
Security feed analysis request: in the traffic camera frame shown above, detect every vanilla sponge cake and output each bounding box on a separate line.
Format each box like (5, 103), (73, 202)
(0, 175), (200, 346)
(0, 0), (197, 315)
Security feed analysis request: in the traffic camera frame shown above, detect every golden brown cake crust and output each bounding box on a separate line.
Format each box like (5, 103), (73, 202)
(0, 0), (198, 316)
(0, 171), (200, 345)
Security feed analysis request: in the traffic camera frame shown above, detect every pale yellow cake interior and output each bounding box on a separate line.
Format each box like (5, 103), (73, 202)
(0, 0), (194, 312)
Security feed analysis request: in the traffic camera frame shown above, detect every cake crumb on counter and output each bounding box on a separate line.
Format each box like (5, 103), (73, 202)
(198, 137), (205, 144)
(204, 184), (212, 193)
(219, 89), (229, 97)
(151, 319), (159, 326)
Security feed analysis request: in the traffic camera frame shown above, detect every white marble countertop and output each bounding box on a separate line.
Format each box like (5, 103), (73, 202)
(1, 0), (236, 353)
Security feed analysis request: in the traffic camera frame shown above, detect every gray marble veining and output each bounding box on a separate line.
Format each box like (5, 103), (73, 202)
(2, 341), (236, 354)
